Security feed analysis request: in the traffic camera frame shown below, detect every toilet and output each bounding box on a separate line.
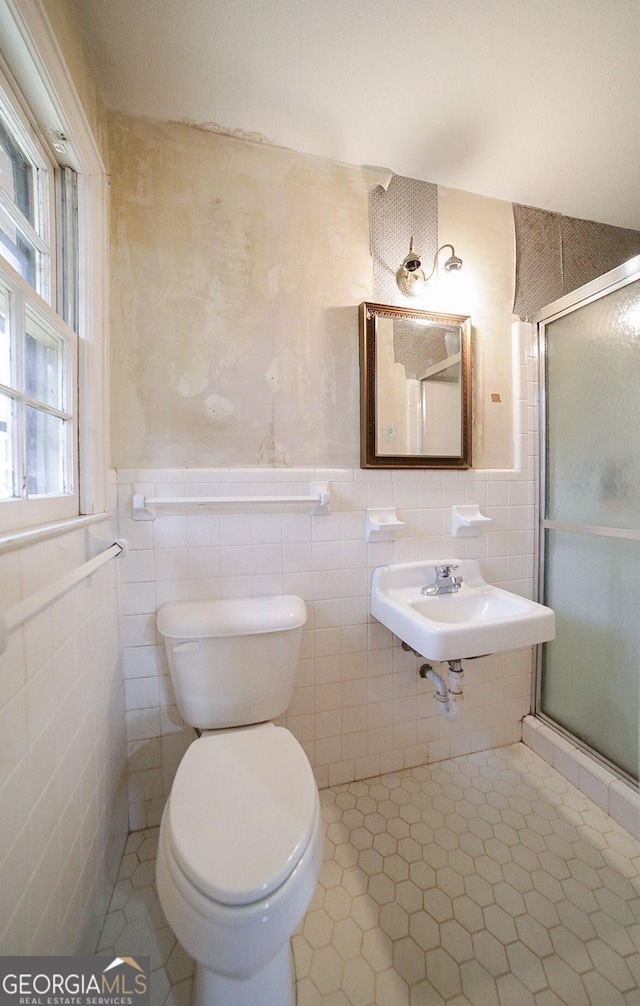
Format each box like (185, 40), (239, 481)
(155, 595), (323, 1006)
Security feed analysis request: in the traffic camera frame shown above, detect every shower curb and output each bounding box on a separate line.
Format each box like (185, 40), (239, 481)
(522, 715), (640, 841)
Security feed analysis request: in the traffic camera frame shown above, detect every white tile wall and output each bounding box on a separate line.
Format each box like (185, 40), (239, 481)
(116, 468), (538, 829)
(0, 483), (128, 954)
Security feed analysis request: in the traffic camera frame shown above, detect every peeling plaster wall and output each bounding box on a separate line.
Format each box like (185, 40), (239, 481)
(109, 113), (372, 468)
(110, 113), (517, 472)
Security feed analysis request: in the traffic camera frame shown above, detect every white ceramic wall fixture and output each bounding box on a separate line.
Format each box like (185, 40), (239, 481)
(371, 559), (555, 661)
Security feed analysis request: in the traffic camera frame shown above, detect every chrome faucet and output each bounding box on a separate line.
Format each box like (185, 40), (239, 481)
(421, 564), (463, 596)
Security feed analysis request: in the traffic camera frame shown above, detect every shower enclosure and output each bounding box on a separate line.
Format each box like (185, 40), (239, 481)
(534, 256), (640, 784)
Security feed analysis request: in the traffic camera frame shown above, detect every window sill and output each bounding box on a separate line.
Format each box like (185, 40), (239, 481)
(0, 511), (113, 554)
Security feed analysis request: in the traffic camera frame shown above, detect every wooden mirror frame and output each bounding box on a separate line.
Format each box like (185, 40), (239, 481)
(359, 301), (472, 469)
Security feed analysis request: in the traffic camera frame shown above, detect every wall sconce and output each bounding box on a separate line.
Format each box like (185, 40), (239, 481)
(396, 238), (463, 298)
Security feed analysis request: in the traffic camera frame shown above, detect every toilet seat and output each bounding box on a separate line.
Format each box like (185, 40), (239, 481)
(165, 725), (318, 907)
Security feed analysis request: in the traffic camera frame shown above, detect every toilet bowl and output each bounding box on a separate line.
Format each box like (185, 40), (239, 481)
(155, 597), (322, 1006)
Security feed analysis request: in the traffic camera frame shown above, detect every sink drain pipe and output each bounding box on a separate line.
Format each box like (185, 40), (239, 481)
(419, 660), (464, 721)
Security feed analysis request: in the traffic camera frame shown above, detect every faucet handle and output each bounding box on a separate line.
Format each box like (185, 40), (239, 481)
(436, 563), (459, 577)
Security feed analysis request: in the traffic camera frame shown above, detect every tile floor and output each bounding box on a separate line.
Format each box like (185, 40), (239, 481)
(96, 743), (640, 1004)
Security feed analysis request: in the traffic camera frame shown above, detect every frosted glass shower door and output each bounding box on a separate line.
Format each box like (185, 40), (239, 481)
(539, 266), (640, 781)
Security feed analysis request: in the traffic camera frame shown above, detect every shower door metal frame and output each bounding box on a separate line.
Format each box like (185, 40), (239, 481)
(532, 254), (640, 782)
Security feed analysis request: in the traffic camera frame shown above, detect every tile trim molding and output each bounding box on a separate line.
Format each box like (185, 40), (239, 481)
(522, 714), (640, 840)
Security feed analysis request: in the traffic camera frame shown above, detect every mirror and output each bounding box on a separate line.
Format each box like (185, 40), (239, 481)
(359, 301), (472, 469)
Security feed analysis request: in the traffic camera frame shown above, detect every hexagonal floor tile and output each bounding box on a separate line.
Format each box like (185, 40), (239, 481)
(94, 745), (640, 1005)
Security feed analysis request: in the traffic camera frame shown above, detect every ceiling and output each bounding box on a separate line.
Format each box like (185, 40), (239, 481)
(77, 0), (640, 229)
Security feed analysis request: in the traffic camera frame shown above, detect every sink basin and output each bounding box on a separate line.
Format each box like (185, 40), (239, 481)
(371, 560), (555, 661)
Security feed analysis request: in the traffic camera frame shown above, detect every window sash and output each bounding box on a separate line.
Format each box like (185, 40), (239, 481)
(0, 113), (34, 221)
(0, 66), (55, 304)
(0, 256), (77, 528)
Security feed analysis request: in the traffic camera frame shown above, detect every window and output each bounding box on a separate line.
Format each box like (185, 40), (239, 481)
(0, 73), (54, 303)
(0, 267), (76, 504)
(0, 0), (108, 537)
(0, 65), (79, 531)
(0, 117), (37, 284)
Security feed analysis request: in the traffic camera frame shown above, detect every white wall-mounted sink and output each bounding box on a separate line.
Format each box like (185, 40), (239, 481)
(371, 560), (555, 661)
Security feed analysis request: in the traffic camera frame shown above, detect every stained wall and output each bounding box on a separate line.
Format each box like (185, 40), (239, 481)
(109, 113), (372, 469)
(109, 113), (517, 471)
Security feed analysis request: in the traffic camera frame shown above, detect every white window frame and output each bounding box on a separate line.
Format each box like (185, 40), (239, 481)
(0, 62), (56, 303)
(0, 0), (109, 537)
(0, 256), (78, 522)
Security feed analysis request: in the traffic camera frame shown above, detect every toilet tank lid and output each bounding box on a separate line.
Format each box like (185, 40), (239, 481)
(157, 595), (307, 638)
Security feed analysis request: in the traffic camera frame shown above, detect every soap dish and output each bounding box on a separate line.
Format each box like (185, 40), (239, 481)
(452, 504), (493, 537)
(366, 508), (406, 542)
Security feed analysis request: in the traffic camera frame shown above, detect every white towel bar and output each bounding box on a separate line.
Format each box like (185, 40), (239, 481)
(132, 481), (330, 520)
(0, 540), (126, 655)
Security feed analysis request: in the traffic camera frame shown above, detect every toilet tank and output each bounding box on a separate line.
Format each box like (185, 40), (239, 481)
(156, 596), (307, 729)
